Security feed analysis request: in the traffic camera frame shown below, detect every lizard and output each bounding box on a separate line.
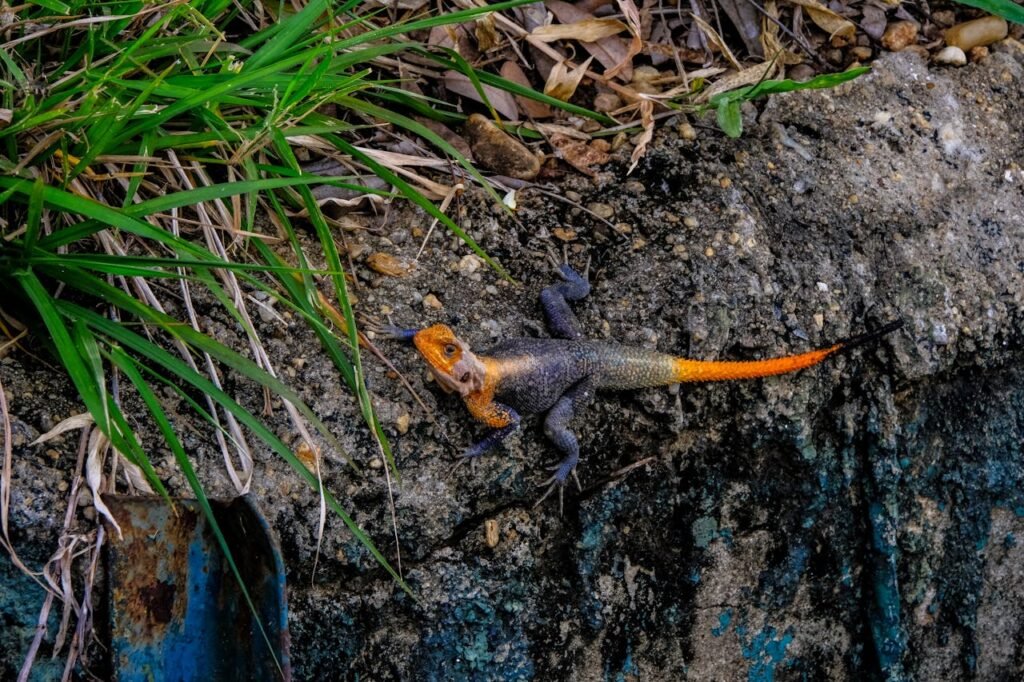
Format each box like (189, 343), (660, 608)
(384, 263), (901, 502)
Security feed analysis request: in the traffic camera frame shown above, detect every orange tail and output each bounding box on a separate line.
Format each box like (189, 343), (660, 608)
(672, 320), (902, 383)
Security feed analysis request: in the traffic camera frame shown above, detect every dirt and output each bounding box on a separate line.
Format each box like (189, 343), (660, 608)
(3, 48), (1024, 680)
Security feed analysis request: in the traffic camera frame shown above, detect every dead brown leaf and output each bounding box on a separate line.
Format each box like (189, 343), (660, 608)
(545, 0), (633, 80)
(627, 99), (654, 174)
(475, 15), (502, 52)
(784, 0), (855, 40)
(696, 60), (779, 103)
(531, 18), (628, 43)
(295, 440), (320, 472)
(444, 71), (520, 120)
(605, 0), (644, 79)
(690, 12), (742, 70)
(544, 56), (594, 101)
(499, 61), (554, 119)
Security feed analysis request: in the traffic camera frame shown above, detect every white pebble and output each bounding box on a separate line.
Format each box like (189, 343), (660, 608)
(934, 46), (967, 66)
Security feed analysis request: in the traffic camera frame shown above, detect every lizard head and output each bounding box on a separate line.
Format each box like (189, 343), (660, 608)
(412, 324), (486, 396)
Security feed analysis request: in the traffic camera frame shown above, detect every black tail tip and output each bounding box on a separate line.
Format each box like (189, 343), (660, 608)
(836, 319), (903, 353)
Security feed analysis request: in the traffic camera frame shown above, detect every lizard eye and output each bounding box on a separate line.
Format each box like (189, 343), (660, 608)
(443, 344), (457, 357)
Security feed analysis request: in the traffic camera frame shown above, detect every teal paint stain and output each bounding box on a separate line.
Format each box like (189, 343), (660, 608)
(867, 501), (907, 680)
(608, 640), (639, 682)
(691, 516), (718, 549)
(712, 609), (732, 637)
(738, 625), (795, 682)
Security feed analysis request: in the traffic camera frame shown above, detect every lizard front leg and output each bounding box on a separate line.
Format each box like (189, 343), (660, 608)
(540, 263), (590, 340)
(462, 393), (521, 458)
(538, 377), (597, 506)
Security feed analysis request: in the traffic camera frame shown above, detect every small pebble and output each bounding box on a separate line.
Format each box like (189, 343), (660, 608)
(968, 45), (990, 62)
(369, 458), (384, 470)
(593, 92), (622, 113)
(850, 46), (873, 61)
(457, 254), (482, 276)
(587, 202), (615, 219)
(945, 16), (1008, 51)
(484, 519), (500, 548)
(422, 293), (443, 310)
(934, 46), (967, 66)
(683, 216), (699, 228)
(813, 313), (825, 330)
(464, 113), (540, 180)
(631, 65), (661, 83)
(367, 252), (412, 277)
(881, 21), (919, 51)
(932, 323), (949, 345)
(705, 246), (715, 257)
(396, 413), (410, 435)
(552, 227), (577, 242)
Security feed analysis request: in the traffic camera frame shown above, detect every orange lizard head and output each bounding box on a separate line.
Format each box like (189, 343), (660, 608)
(412, 324), (486, 397)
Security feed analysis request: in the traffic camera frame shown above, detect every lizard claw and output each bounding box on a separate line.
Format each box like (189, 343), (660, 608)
(533, 464), (581, 515)
(534, 474), (566, 516)
(446, 450), (479, 479)
(544, 244), (566, 271)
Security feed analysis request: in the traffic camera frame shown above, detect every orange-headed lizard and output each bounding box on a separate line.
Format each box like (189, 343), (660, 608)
(385, 264), (901, 500)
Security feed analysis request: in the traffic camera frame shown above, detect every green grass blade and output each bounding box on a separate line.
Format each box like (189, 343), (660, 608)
(244, 0), (330, 71)
(953, 0), (1024, 23)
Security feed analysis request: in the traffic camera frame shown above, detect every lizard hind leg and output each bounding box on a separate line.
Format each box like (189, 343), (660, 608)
(539, 262), (591, 340)
(537, 377), (597, 508)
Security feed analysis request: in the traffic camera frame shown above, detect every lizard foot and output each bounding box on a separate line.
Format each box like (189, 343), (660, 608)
(545, 246), (590, 282)
(446, 449), (484, 479)
(533, 465), (582, 515)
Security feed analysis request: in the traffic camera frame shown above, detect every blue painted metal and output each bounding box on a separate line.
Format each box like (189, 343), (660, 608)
(104, 495), (290, 681)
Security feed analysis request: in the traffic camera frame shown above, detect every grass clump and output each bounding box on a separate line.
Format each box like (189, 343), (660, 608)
(0, 0), (546, 674)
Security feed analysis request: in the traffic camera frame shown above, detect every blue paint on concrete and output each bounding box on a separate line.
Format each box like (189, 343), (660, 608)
(691, 516), (719, 549)
(419, 591), (535, 681)
(737, 625), (795, 682)
(867, 500), (907, 680)
(712, 609), (733, 637)
(575, 486), (626, 630)
(606, 640), (640, 682)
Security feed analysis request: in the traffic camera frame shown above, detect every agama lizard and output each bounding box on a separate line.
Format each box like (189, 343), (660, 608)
(385, 264), (900, 501)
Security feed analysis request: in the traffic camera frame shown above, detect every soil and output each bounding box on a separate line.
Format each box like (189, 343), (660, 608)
(3, 48), (1024, 680)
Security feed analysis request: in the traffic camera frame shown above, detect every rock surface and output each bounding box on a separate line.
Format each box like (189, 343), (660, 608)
(2, 50), (1024, 680)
